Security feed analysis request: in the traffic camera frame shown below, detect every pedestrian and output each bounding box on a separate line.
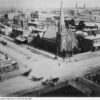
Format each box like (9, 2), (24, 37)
(59, 63), (60, 66)
(0, 76), (1, 81)
(5, 54), (8, 60)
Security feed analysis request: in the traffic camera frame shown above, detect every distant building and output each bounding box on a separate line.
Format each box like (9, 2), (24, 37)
(68, 10), (75, 16)
(30, 11), (39, 20)
(13, 13), (28, 29)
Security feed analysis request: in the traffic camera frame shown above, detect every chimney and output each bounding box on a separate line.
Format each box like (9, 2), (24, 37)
(84, 3), (85, 9)
(76, 3), (78, 9)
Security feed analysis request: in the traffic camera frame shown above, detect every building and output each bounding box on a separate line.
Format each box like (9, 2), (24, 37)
(13, 13), (28, 29)
(85, 34), (100, 51)
(0, 51), (18, 74)
(30, 11), (39, 20)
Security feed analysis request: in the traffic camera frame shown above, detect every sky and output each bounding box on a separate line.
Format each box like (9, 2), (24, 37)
(0, 0), (100, 9)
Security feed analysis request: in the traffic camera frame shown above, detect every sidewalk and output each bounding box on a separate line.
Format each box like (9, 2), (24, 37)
(4, 35), (100, 63)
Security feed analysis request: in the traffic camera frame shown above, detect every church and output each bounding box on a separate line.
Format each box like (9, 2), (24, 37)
(36, 1), (78, 57)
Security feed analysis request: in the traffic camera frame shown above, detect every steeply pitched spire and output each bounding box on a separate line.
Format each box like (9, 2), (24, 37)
(59, 1), (65, 33)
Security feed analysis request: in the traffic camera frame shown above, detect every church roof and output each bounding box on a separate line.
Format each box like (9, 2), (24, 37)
(43, 27), (58, 40)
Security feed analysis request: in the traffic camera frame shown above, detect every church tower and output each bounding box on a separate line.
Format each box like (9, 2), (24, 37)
(56, 1), (67, 55)
(56, 1), (78, 58)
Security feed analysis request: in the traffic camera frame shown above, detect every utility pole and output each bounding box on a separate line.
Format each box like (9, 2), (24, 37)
(56, 31), (61, 59)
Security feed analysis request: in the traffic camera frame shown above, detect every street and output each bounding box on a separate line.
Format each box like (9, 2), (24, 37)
(0, 35), (100, 96)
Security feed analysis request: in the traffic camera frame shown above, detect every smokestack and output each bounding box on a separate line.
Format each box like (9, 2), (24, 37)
(84, 3), (85, 9)
(76, 3), (78, 9)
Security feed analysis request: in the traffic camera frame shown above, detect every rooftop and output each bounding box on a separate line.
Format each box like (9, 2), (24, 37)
(85, 34), (100, 40)
(43, 26), (58, 39)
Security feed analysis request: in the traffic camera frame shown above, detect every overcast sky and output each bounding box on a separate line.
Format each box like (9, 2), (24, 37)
(0, 0), (99, 9)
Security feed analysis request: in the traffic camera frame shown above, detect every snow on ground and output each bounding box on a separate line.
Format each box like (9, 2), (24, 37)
(1, 35), (100, 79)
(0, 76), (42, 96)
(0, 35), (100, 96)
